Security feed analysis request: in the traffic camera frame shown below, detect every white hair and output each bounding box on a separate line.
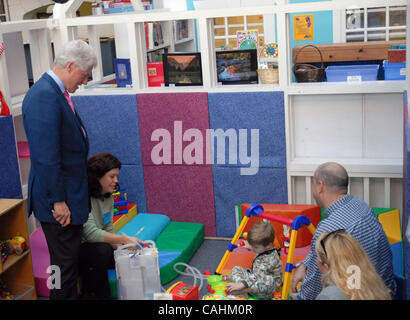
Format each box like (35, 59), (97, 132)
(54, 40), (98, 71)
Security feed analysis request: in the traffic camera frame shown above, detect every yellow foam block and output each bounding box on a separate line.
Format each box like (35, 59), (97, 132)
(113, 204), (138, 233)
(378, 209), (402, 245)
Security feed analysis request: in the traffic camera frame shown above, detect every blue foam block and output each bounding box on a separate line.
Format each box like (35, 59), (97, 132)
(391, 242), (404, 278)
(158, 251), (182, 268)
(212, 166), (288, 237)
(73, 95), (147, 209)
(117, 213), (171, 241)
(0, 116), (22, 198)
(208, 91), (286, 168)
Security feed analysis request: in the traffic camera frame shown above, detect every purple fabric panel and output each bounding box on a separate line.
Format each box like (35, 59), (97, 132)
(137, 92), (211, 166)
(137, 92), (215, 236)
(142, 165), (216, 236)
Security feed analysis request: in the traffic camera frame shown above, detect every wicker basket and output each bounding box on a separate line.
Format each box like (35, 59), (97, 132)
(258, 68), (279, 84)
(257, 46), (279, 84)
(293, 45), (325, 83)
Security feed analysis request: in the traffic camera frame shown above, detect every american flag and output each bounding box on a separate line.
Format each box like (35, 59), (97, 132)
(0, 42), (4, 56)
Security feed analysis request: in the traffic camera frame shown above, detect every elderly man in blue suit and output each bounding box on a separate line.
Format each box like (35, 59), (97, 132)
(23, 40), (97, 300)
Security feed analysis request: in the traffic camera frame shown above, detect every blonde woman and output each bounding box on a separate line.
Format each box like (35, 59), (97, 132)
(315, 229), (392, 300)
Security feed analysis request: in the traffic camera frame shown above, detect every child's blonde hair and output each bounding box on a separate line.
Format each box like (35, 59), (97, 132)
(315, 230), (391, 300)
(247, 221), (275, 247)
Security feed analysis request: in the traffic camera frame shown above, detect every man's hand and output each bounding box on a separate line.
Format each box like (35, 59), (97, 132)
(290, 263), (307, 298)
(53, 202), (71, 227)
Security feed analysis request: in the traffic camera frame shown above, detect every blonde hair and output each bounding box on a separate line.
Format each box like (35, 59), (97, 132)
(315, 230), (391, 300)
(247, 221), (275, 247)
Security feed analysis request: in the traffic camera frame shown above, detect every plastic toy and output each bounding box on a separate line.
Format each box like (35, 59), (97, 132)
(113, 188), (128, 216)
(216, 203), (316, 300)
(1, 243), (8, 264)
(0, 280), (14, 300)
(165, 281), (199, 300)
(4, 234), (26, 255)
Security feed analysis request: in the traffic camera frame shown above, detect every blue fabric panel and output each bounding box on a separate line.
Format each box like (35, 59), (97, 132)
(404, 119), (410, 299)
(117, 213), (171, 242)
(208, 91), (286, 168)
(0, 116), (22, 198)
(73, 95), (146, 208)
(158, 251), (182, 268)
(118, 164), (147, 212)
(212, 166), (288, 237)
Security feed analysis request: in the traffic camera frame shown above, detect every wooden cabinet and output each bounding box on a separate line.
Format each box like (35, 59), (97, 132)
(0, 199), (36, 300)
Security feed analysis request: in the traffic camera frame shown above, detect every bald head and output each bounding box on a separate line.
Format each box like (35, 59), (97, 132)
(314, 162), (348, 194)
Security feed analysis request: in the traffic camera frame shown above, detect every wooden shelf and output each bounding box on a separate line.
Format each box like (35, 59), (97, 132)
(0, 199), (37, 299)
(0, 199), (22, 218)
(0, 250), (30, 274)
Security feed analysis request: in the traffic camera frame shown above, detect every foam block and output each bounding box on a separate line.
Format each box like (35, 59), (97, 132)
(136, 92), (210, 166)
(156, 221), (204, 284)
(113, 203), (138, 232)
(240, 204), (321, 248)
(212, 166), (288, 237)
(117, 213), (170, 242)
(208, 91), (286, 168)
(391, 241), (404, 278)
(142, 165), (216, 236)
(0, 116), (22, 199)
(378, 209), (402, 245)
(73, 95), (147, 208)
(29, 227), (50, 297)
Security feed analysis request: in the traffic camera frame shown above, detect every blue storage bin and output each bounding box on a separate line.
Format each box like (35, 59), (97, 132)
(383, 60), (406, 80)
(325, 64), (379, 82)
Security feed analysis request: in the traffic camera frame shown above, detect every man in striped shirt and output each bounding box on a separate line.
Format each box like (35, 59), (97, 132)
(290, 162), (396, 300)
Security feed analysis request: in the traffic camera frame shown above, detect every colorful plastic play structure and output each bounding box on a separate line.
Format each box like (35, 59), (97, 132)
(216, 203), (316, 300)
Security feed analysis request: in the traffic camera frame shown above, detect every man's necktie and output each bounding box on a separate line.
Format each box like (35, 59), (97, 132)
(64, 90), (86, 138)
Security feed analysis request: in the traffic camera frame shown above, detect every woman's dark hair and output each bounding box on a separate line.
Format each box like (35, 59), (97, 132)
(88, 152), (121, 198)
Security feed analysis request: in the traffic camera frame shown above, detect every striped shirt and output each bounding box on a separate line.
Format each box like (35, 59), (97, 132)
(296, 194), (396, 300)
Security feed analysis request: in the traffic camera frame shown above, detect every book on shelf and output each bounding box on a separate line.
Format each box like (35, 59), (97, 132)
(145, 22), (164, 50)
(236, 30), (258, 50)
(173, 20), (189, 41)
(147, 62), (164, 87)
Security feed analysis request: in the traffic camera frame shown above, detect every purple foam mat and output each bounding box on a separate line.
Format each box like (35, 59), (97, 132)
(137, 92), (211, 166)
(142, 165), (216, 236)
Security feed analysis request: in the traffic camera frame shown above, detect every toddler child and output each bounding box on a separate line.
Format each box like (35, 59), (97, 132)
(226, 221), (283, 300)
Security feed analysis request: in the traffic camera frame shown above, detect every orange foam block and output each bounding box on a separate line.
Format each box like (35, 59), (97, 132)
(378, 209), (402, 245)
(240, 204), (321, 248)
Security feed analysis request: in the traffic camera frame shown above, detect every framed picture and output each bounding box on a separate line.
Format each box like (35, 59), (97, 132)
(114, 58), (132, 87)
(162, 52), (203, 86)
(216, 49), (258, 85)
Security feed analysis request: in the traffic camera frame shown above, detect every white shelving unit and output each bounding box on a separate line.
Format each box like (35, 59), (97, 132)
(0, 0), (408, 216)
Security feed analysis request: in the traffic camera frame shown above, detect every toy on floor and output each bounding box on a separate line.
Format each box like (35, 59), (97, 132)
(216, 203), (316, 300)
(166, 281), (199, 300)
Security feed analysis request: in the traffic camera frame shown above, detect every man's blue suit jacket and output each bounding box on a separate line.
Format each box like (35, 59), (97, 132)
(22, 73), (90, 225)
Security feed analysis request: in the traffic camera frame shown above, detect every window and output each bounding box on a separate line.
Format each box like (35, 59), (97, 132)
(214, 15), (265, 50)
(345, 5), (406, 42)
(0, 0), (8, 22)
